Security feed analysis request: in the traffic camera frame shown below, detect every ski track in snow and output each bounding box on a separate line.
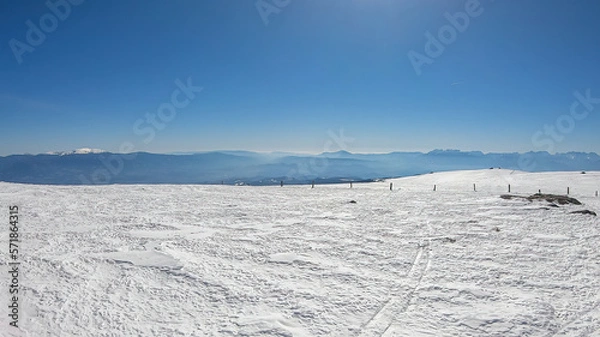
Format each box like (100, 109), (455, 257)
(0, 169), (598, 337)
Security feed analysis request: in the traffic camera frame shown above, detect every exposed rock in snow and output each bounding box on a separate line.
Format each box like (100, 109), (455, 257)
(501, 193), (582, 205)
(570, 209), (597, 216)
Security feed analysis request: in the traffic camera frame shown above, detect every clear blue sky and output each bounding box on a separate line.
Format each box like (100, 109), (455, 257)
(1, 0), (599, 156)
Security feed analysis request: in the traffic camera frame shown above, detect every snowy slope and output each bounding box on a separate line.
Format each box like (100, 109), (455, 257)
(0, 169), (599, 336)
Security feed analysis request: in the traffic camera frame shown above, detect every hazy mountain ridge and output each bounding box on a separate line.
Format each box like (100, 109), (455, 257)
(1, 150), (599, 185)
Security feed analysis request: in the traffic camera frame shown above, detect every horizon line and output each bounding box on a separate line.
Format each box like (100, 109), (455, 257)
(3, 148), (600, 157)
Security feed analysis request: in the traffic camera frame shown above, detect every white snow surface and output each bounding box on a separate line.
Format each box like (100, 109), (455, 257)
(1, 169), (599, 336)
(46, 148), (107, 155)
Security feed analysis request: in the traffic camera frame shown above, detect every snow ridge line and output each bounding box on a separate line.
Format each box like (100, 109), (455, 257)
(356, 242), (432, 337)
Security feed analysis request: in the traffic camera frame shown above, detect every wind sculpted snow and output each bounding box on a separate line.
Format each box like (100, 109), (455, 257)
(0, 169), (599, 336)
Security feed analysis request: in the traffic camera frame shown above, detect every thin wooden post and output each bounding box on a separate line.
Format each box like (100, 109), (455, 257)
(390, 182), (393, 191)
(350, 182), (353, 188)
(567, 187), (570, 195)
(508, 184), (511, 193)
(311, 181), (315, 189)
(473, 183), (476, 192)
(433, 184), (437, 192)
(596, 191), (598, 197)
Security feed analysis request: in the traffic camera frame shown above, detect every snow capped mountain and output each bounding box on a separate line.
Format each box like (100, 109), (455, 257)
(46, 148), (108, 156)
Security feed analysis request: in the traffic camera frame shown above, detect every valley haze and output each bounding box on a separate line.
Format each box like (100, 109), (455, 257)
(1, 148), (599, 185)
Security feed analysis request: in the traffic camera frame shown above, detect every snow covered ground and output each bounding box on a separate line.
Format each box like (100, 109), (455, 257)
(1, 169), (599, 337)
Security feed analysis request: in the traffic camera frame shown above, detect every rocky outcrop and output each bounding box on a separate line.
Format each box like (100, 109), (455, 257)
(570, 210), (597, 216)
(500, 193), (582, 205)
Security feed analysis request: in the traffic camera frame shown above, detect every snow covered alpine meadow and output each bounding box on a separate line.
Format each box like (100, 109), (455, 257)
(1, 169), (599, 337)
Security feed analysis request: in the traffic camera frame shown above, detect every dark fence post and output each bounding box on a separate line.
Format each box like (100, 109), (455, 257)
(433, 184), (437, 192)
(311, 181), (315, 189)
(390, 182), (393, 191)
(508, 184), (511, 193)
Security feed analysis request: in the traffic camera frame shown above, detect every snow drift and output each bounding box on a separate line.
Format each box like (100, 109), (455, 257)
(0, 169), (598, 336)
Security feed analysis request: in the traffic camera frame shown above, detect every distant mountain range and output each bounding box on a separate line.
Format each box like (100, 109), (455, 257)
(1, 149), (599, 185)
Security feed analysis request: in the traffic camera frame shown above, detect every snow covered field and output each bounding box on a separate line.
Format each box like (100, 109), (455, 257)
(1, 169), (599, 337)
